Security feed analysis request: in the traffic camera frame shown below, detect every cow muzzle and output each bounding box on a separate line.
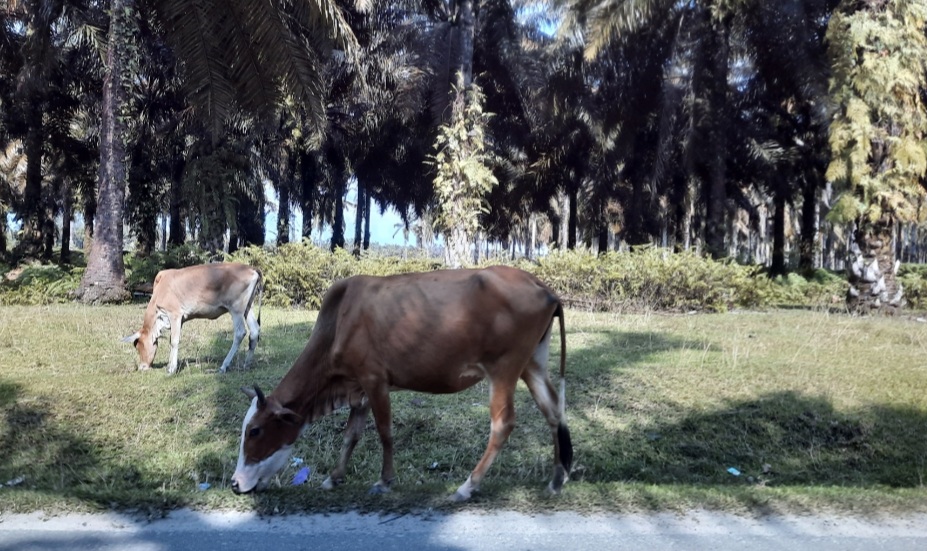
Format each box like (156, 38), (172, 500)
(230, 478), (254, 495)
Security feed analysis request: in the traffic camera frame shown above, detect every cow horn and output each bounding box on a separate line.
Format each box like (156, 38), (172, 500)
(121, 332), (141, 344)
(240, 385), (266, 407)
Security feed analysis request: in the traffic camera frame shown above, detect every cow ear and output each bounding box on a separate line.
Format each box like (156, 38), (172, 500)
(276, 407), (303, 427)
(121, 332), (140, 344)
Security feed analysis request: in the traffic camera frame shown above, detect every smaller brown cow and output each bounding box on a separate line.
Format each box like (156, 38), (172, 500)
(231, 266), (572, 501)
(122, 263), (262, 374)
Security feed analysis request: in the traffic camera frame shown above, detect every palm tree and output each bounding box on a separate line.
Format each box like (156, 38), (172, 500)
(75, 0), (134, 303)
(826, 0), (927, 314)
(75, 0), (362, 302)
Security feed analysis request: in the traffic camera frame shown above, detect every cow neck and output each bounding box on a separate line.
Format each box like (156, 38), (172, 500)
(268, 337), (334, 423)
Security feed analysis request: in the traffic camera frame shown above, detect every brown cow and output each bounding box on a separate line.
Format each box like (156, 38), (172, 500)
(231, 265), (572, 502)
(122, 263), (262, 374)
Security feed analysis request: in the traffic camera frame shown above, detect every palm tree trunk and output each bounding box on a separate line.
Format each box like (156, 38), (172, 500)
(299, 151), (316, 241)
(60, 182), (72, 264)
(330, 177), (346, 251)
(19, 102), (44, 257)
(770, 188), (787, 277)
(847, 216), (902, 315)
(75, 0), (132, 303)
(353, 180), (365, 256)
(168, 149), (185, 246)
(0, 204), (7, 254)
(567, 185), (578, 250)
(277, 183), (290, 246)
(704, 14), (731, 260)
(799, 179), (818, 273)
(450, 0), (476, 92)
(439, 0), (478, 268)
(363, 190), (371, 250)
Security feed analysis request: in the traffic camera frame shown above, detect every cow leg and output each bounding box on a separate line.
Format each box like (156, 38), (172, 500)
(452, 378), (517, 502)
(365, 384), (395, 494)
(219, 312), (247, 373)
(243, 309), (260, 369)
(522, 361), (572, 495)
(166, 315), (183, 375)
(322, 402), (370, 490)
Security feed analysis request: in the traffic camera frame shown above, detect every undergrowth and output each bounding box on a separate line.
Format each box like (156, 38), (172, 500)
(0, 243), (874, 311)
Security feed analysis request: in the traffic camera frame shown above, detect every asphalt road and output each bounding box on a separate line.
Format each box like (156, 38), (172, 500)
(1, 508), (926, 551)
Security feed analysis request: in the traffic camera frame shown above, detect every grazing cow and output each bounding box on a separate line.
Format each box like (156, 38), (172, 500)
(122, 263), (262, 375)
(231, 265), (572, 502)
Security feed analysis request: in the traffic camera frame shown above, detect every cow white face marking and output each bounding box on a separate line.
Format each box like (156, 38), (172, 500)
(122, 330), (158, 370)
(231, 395), (299, 494)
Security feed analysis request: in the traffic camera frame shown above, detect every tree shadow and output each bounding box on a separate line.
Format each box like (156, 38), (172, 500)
(0, 380), (161, 509)
(575, 390), (927, 488)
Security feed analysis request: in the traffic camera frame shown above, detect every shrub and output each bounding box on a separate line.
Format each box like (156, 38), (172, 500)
(226, 241), (442, 308)
(0, 264), (82, 305)
(125, 244), (212, 290)
(0, 244), (862, 312)
(524, 248), (776, 313)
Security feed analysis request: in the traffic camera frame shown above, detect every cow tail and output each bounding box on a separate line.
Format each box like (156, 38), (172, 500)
(554, 301), (573, 475)
(556, 302), (566, 416)
(249, 269), (264, 326)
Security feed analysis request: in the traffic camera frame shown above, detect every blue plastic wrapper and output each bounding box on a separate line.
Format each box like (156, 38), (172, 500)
(291, 466), (311, 486)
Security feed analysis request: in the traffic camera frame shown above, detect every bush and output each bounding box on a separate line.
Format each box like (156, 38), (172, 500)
(226, 241), (442, 308)
(524, 248), (776, 313)
(125, 244), (213, 290)
(0, 264), (82, 305)
(899, 264), (927, 310)
(0, 243), (862, 312)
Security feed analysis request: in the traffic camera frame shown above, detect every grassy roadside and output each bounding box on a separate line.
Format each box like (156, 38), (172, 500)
(1, 304), (926, 516)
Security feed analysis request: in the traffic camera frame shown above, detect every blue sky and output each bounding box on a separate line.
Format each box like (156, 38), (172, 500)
(266, 180), (410, 246)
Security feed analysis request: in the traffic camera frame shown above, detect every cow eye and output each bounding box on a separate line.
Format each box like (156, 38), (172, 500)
(249, 426), (261, 438)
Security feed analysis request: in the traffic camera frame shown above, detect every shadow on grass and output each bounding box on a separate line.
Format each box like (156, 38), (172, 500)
(566, 329), (927, 491)
(0, 380), (174, 510)
(577, 391), (927, 488)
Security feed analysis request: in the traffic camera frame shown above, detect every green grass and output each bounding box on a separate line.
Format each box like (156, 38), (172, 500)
(1, 304), (926, 515)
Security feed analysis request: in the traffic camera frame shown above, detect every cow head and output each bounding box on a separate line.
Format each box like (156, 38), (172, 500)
(231, 385), (304, 494)
(121, 310), (169, 370)
(121, 329), (158, 370)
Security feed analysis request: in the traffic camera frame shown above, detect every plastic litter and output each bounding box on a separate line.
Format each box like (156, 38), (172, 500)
(1, 476), (25, 488)
(291, 466), (311, 486)
(197, 482), (211, 491)
(727, 467), (741, 476)
(291, 457), (304, 467)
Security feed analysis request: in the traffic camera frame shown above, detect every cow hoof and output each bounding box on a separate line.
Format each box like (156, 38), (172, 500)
(547, 465), (568, 495)
(449, 491), (470, 503)
(368, 483), (391, 495)
(321, 477), (336, 490)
